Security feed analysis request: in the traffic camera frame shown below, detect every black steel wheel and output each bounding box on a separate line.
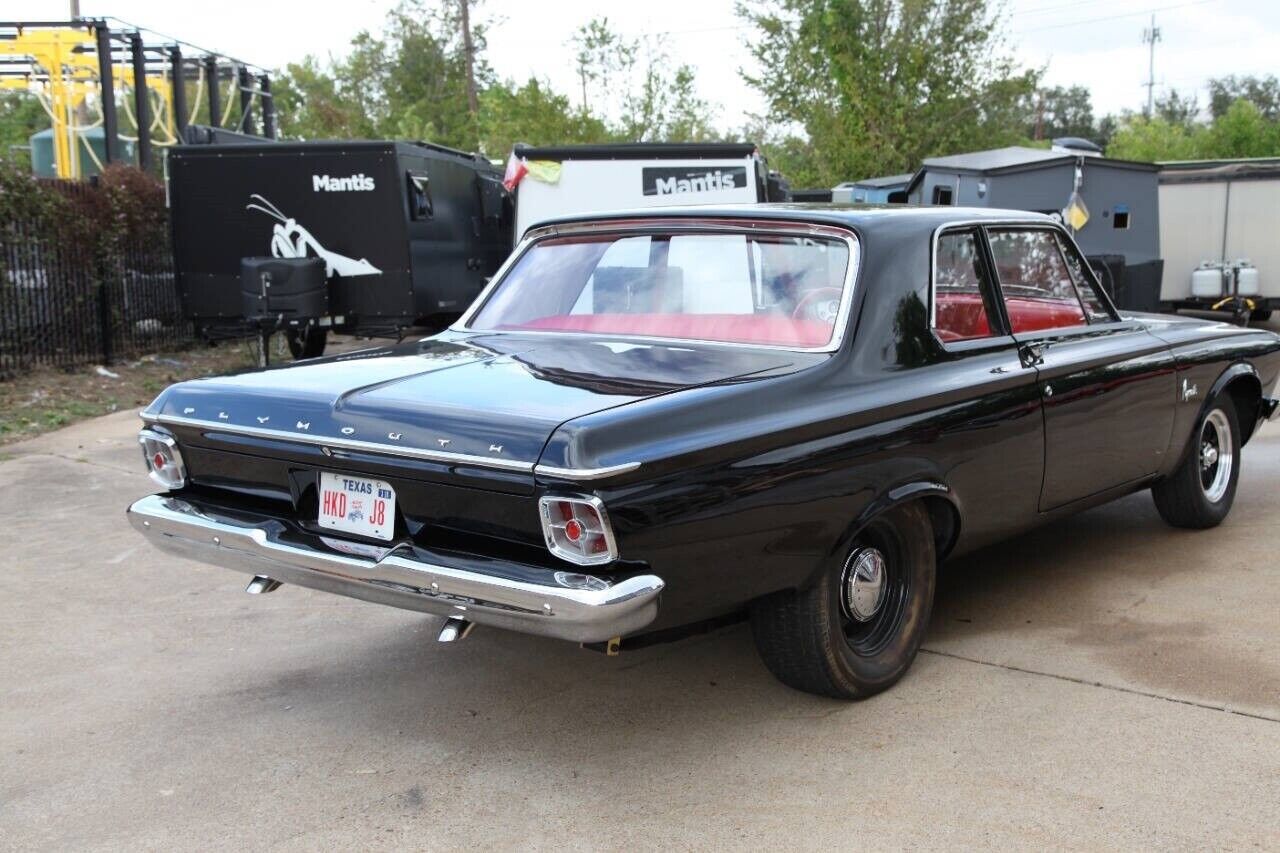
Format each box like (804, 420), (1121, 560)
(1152, 396), (1241, 529)
(286, 326), (328, 360)
(750, 502), (937, 699)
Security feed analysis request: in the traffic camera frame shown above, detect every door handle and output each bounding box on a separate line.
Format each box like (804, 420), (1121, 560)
(1018, 342), (1044, 367)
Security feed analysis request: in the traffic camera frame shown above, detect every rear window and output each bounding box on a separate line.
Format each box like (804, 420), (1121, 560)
(467, 229), (853, 348)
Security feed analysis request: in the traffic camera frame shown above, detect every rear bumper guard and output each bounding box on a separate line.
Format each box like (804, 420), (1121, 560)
(126, 494), (663, 643)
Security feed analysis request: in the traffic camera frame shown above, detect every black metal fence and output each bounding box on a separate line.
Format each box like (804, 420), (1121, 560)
(0, 174), (192, 378)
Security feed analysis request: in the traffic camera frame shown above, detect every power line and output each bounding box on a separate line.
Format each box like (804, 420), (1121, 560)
(1016, 0), (1214, 34)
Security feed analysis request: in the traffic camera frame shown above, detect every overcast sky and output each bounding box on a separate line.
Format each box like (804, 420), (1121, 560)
(10, 0), (1279, 127)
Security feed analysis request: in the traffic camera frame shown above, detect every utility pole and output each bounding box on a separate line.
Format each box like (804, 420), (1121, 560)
(1142, 14), (1161, 117)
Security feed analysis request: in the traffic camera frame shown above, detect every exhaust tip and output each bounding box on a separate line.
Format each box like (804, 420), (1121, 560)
(437, 616), (474, 643)
(245, 575), (282, 594)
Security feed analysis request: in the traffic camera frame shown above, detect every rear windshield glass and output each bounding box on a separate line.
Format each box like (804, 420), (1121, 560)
(466, 230), (853, 348)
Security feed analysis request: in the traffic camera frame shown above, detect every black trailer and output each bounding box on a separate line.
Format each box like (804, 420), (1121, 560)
(168, 139), (511, 357)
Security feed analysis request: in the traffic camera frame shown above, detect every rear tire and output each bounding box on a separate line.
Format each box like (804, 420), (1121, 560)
(286, 326), (328, 359)
(1152, 397), (1241, 529)
(750, 502), (936, 699)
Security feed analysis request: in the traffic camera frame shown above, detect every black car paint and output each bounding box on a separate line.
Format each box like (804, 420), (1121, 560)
(144, 205), (1280, 637)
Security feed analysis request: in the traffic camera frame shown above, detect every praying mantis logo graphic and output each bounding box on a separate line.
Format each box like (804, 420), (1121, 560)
(246, 194), (382, 278)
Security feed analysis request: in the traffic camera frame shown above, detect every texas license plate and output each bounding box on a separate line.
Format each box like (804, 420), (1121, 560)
(317, 471), (396, 541)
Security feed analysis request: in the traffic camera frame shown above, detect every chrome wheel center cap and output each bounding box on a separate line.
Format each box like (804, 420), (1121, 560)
(1201, 442), (1219, 469)
(843, 547), (887, 622)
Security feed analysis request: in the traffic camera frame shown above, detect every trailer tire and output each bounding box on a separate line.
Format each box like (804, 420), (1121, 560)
(286, 327), (328, 360)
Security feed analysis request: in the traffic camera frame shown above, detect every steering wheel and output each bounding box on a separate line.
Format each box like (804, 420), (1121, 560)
(792, 287), (843, 323)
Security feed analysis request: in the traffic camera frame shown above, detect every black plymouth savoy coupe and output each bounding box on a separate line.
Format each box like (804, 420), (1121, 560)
(129, 206), (1280, 698)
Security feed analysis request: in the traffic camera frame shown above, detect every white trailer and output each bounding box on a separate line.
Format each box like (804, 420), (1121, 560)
(505, 143), (789, 241)
(1159, 158), (1280, 320)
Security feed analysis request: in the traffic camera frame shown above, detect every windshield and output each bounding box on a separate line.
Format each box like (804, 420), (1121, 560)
(466, 229), (854, 349)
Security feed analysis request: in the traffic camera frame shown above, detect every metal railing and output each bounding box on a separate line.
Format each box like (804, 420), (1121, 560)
(0, 177), (191, 377)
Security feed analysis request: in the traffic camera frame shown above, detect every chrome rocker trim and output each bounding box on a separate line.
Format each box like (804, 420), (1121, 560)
(127, 494), (664, 643)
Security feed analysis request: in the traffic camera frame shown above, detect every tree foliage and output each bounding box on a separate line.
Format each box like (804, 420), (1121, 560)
(274, 3), (718, 155)
(738, 0), (1039, 186)
(1107, 98), (1280, 162)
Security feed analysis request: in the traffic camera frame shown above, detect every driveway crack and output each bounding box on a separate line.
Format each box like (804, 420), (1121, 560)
(919, 647), (1280, 724)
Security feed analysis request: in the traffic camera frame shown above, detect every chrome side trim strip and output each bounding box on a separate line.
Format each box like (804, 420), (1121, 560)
(127, 494), (664, 643)
(144, 412), (536, 472)
(534, 461), (642, 481)
(142, 412), (644, 481)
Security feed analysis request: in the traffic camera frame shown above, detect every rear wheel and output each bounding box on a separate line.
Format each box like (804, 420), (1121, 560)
(286, 326), (328, 359)
(1152, 398), (1241, 528)
(750, 502), (936, 699)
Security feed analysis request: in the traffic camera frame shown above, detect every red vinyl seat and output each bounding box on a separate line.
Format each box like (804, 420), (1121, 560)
(505, 313), (834, 347)
(935, 292), (1087, 341)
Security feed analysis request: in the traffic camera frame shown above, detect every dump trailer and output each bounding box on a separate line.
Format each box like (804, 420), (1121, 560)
(168, 138), (511, 357)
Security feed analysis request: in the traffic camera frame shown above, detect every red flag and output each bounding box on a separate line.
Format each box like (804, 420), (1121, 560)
(503, 152), (528, 192)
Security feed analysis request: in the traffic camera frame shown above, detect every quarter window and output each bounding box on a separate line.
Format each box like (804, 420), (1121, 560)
(1054, 233), (1113, 322)
(987, 229), (1089, 333)
(933, 230), (997, 342)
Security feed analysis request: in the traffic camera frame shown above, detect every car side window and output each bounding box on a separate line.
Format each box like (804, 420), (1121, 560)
(933, 229), (998, 342)
(987, 228), (1089, 334)
(1054, 233), (1115, 322)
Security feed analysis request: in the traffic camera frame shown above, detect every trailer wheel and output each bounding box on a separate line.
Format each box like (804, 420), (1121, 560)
(286, 327), (328, 360)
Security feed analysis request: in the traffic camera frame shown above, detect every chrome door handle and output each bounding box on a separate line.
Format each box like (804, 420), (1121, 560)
(1019, 342), (1045, 367)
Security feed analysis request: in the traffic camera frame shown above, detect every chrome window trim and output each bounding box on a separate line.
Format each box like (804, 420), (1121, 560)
(140, 412), (640, 481)
(453, 217), (862, 354)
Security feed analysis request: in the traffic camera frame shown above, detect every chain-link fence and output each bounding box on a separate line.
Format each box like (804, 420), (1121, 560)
(0, 169), (192, 378)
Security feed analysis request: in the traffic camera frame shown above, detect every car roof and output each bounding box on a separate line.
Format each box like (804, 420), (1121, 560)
(527, 203), (1058, 235)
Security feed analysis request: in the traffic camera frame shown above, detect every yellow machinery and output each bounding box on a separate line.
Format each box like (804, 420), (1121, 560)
(0, 19), (274, 179)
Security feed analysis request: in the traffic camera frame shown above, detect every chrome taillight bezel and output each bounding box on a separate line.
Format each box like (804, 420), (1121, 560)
(139, 427), (186, 490)
(538, 495), (618, 566)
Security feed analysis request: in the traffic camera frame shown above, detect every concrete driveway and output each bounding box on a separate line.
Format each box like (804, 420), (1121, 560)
(2, 409), (1277, 850)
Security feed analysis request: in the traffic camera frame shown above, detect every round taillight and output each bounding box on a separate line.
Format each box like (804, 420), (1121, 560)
(564, 518), (583, 542)
(153, 452), (167, 470)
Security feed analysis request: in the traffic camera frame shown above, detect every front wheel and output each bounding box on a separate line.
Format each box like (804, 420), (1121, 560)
(750, 502), (937, 699)
(1152, 397), (1241, 528)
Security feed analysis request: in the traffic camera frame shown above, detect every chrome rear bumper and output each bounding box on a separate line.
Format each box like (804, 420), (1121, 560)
(126, 494), (664, 643)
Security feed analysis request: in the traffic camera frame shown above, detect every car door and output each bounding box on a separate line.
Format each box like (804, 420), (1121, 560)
(983, 225), (1178, 511)
(929, 226), (1047, 546)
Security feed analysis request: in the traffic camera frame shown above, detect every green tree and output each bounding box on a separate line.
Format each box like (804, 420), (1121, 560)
(1154, 88), (1200, 128)
(1208, 74), (1279, 121)
(273, 0), (488, 149)
(1025, 85), (1096, 141)
(739, 0), (1039, 187)
(1206, 98), (1280, 158)
(571, 17), (719, 143)
(0, 92), (49, 167)
(478, 77), (610, 156)
(1104, 116), (1204, 162)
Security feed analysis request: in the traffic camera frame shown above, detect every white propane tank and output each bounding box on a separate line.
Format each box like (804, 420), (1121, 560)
(1191, 263), (1225, 298)
(1235, 261), (1260, 296)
